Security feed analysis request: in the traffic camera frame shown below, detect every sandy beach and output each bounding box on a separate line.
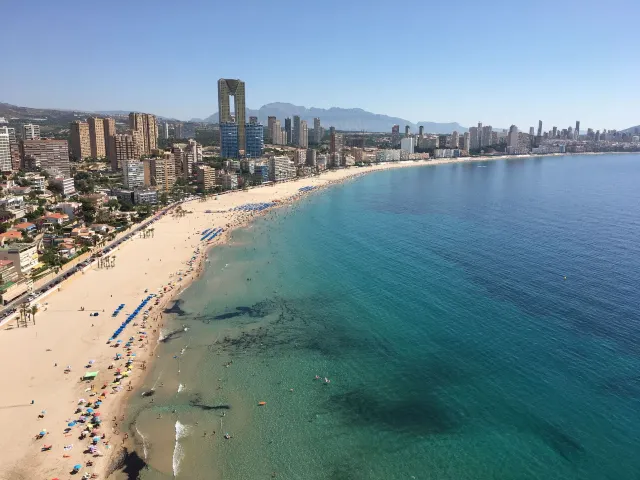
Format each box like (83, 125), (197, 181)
(0, 154), (573, 479)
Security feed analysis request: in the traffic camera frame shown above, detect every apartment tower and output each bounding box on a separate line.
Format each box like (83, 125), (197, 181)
(70, 121), (91, 160)
(217, 78), (246, 152)
(129, 112), (158, 154)
(87, 117), (106, 158)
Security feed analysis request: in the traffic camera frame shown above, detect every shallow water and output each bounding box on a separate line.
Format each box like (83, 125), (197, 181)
(126, 154), (640, 479)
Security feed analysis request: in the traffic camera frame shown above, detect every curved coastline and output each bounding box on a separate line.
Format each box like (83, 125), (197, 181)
(0, 152), (632, 480)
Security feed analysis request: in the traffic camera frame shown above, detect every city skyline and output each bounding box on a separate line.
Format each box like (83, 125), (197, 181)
(1, 1), (638, 130)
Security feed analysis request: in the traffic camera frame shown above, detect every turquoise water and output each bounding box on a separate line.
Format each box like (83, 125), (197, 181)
(128, 154), (640, 480)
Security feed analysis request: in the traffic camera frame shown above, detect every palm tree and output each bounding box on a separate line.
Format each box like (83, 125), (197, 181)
(19, 303), (29, 328)
(30, 305), (38, 325)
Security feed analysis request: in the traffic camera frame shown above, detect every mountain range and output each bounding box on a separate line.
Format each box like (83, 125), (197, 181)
(2, 101), (636, 135)
(191, 103), (468, 134)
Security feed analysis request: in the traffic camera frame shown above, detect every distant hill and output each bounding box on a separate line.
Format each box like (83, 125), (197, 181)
(622, 125), (640, 134)
(0, 102), (178, 125)
(194, 102), (468, 134)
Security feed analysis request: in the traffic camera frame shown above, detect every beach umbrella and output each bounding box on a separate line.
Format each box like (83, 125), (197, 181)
(88, 360), (95, 364)
(39, 430), (47, 436)
(73, 464), (82, 471)
(93, 412), (102, 417)
(94, 418), (102, 424)
(93, 436), (100, 443)
(86, 408), (94, 414)
(67, 421), (76, 427)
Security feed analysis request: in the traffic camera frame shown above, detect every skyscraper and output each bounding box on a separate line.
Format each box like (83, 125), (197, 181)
(451, 131), (459, 148)
(284, 118), (292, 145)
(249, 116), (258, 125)
(162, 122), (169, 140)
(419, 126), (424, 137)
(314, 118), (321, 144)
(575, 121), (580, 139)
(405, 125), (410, 137)
(463, 132), (470, 151)
(469, 127), (479, 150)
(330, 127), (343, 167)
(70, 121), (91, 160)
(113, 133), (141, 171)
(552, 126), (557, 138)
(129, 113), (158, 154)
(270, 120), (283, 145)
(0, 127), (11, 172)
(508, 125), (519, 148)
(537, 120), (543, 137)
(122, 159), (145, 189)
(103, 117), (116, 167)
(22, 124), (40, 140)
(267, 116), (277, 143)
(174, 123), (184, 139)
(481, 126), (493, 147)
(220, 123), (239, 159)
(292, 115), (301, 146)
(391, 125), (400, 146)
(245, 123), (264, 158)
(87, 117), (106, 158)
(149, 154), (176, 192)
(300, 120), (308, 149)
(529, 127), (535, 136)
(218, 78), (246, 152)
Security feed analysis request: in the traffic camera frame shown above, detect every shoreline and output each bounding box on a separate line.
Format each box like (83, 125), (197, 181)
(0, 152), (629, 479)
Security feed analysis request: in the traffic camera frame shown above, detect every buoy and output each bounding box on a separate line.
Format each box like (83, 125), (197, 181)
(258, 401), (267, 406)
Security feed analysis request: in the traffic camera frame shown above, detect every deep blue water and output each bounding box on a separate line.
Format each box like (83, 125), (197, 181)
(133, 154), (640, 480)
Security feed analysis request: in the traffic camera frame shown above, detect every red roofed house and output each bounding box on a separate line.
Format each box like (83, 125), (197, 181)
(0, 231), (23, 242)
(44, 212), (69, 225)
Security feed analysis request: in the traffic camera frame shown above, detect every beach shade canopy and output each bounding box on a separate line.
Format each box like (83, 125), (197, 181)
(67, 421), (76, 427)
(83, 371), (99, 380)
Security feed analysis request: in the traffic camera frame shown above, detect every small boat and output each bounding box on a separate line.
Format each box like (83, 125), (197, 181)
(258, 401), (266, 406)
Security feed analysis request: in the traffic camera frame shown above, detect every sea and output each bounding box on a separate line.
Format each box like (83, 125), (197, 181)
(121, 153), (640, 480)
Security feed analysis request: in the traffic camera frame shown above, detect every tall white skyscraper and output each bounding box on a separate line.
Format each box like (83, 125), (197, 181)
(123, 159), (145, 189)
(22, 123), (41, 140)
(451, 131), (459, 148)
(0, 126), (11, 171)
(300, 120), (308, 148)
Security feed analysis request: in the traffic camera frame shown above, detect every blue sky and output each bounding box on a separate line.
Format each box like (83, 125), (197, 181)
(2, 0), (638, 130)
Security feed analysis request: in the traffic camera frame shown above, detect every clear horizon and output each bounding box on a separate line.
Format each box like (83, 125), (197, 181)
(1, 0), (638, 130)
